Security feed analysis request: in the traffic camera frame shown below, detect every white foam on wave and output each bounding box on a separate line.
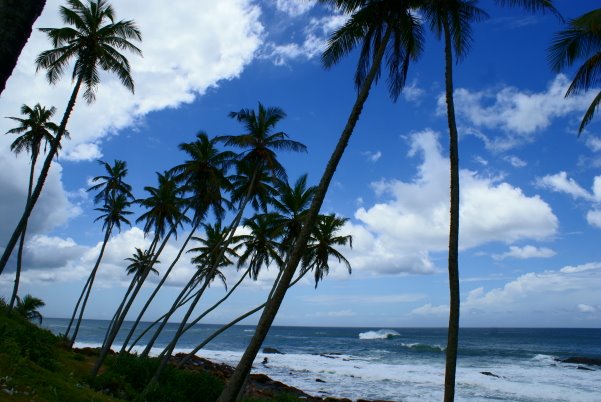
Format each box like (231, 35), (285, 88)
(358, 329), (400, 340)
(401, 342), (446, 352)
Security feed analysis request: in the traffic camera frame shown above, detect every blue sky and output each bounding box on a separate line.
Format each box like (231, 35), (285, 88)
(1, 0), (600, 328)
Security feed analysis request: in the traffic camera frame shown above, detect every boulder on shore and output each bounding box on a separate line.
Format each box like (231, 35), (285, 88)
(263, 347), (284, 354)
(560, 357), (601, 366)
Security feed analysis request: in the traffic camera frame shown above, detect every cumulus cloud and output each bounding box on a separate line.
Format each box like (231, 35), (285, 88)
(578, 303), (596, 313)
(587, 210), (601, 228)
(504, 155), (527, 168)
(402, 80), (425, 103)
(410, 303), (448, 315)
(274, 0), (317, 17)
(585, 136), (601, 152)
(448, 75), (597, 151)
(492, 245), (556, 260)
(363, 150), (382, 162)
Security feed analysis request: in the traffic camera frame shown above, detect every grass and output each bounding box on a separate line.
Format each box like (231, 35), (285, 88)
(0, 301), (306, 401)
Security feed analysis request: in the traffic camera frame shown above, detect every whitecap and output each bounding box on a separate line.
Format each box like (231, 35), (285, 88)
(358, 329), (400, 340)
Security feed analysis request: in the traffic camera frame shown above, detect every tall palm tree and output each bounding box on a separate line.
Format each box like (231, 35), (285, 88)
(302, 214), (352, 288)
(549, 8), (601, 134)
(88, 159), (133, 204)
(419, 1), (559, 399)
(272, 174), (316, 255)
(217, 2), (424, 400)
(0, 0), (141, 275)
(68, 193), (132, 347)
(236, 213), (284, 280)
(118, 171), (189, 353)
(91, 247), (159, 377)
(0, 0), (46, 95)
(66, 159), (133, 340)
(5, 103), (61, 310)
(15, 294), (45, 324)
(129, 133), (235, 357)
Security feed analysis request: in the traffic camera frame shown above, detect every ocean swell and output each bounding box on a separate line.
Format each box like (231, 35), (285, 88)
(358, 329), (400, 340)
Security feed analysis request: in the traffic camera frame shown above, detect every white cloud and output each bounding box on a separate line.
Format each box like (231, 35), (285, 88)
(62, 143), (103, 162)
(308, 309), (356, 318)
(410, 303), (448, 315)
(585, 136), (601, 152)
(402, 80), (425, 103)
(492, 245), (556, 260)
(462, 262), (601, 324)
(587, 210), (601, 228)
(1, 0), (263, 159)
(261, 13), (347, 64)
(537, 171), (596, 201)
(448, 75), (597, 150)
(578, 304), (596, 313)
(363, 150), (382, 162)
(304, 293), (425, 305)
(504, 155), (527, 168)
(275, 0), (316, 17)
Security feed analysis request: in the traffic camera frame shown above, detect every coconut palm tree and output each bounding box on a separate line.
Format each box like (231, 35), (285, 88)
(272, 174), (316, 255)
(419, 1), (559, 399)
(88, 159), (134, 204)
(0, 0), (141, 274)
(15, 294), (45, 324)
(65, 159), (133, 340)
(5, 103), (61, 310)
(68, 193), (132, 347)
(217, 2), (423, 399)
(549, 7), (601, 134)
(302, 214), (352, 288)
(91, 247), (159, 377)
(118, 171), (189, 353)
(236, 213), (284, 280)
(0, 0), (46, 95)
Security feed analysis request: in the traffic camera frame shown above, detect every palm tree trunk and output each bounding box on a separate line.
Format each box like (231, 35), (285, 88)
(442, 17), (460, 402)
(0, 76), (82, 275)
(69, 224), (113, 347)
(178, 268), (306, 368)
(102, 275), (138, 349)
(9, 151), (38, 311)
(91, 267), (152, 377)
(64, 270), (93, 338)
(216, 27), (393, 402)
(148, 168), (260, 385)
(120, 217), (194, 354)
(0, 0), (46, 95)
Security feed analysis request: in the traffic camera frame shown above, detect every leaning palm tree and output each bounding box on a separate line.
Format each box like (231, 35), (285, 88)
(217, 2), (424, 400)
(15, 294), (45, 324)
(91, 247), (159, 377)
(68, 193), (132, 347)
(118, 171), (189, 353)
(549, 7), (601, 134)
(236, 213), (284, 281)
(0, 0), (141, 274)
(65, 159), (133, 341)
(302, 214), (352, 288)
(5, 103), (61, 310)
(419, 1), (560, 399)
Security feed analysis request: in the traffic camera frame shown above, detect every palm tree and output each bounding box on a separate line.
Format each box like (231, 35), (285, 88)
(68, 193), (132, 347)
(130, 133), (235, 356)
(118, 171), (189, 353)
(236, 213), (284, 280)
(0, 0), (46, 95)
(419, 1), (559, 399)
(15, 294), (45, 324)
(302, 214), (352, 288)
(217, 2), (423, 399)
(88, 159), (133, 204)
(66, 159), (133, 341)
(5, 103), (61, 310)
(272, 174), (316, 255)
(549, 8), (601, 133)
(92, 247), (159, 377)
(0, 0), (141, 275)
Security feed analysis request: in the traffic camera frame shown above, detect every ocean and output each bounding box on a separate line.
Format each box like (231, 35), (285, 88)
(43, 318), (601, 401)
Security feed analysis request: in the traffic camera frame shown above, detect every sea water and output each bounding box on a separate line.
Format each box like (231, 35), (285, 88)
(43, 319), (601, 401)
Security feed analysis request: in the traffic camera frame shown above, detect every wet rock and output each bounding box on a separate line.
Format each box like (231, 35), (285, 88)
(263, 347), (284, 354)
(316, 378), (326, 383)
(560, 357), (601, 366)
(577, 366), (594, 371)
(481, 371), (500, 378)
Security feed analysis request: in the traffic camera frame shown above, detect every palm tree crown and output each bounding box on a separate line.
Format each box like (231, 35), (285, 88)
(94, 193), (132, 232)
(5, 103), (63, 158)
(88, 159), (133, 205)
(35, 0), (142, 103)
(15, 294), (45, 323)
(549, 8), (601, 133)
(126, 248), (160, 279)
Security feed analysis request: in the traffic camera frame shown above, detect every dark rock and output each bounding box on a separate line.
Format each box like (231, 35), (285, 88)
(263, 347), (284, 354)
(316, 378), (326, 383)
(480, 371), (500, 378)
(561, 357), (601, 366)
(577, 366), (595, 371)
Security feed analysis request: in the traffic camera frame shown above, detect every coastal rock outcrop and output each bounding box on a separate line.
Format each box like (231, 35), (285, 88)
(560, 357), (601, 366)
(263, 347), (285, 354)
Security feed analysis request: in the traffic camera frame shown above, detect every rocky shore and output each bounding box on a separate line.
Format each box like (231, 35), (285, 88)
(171, 353), (393, 402)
